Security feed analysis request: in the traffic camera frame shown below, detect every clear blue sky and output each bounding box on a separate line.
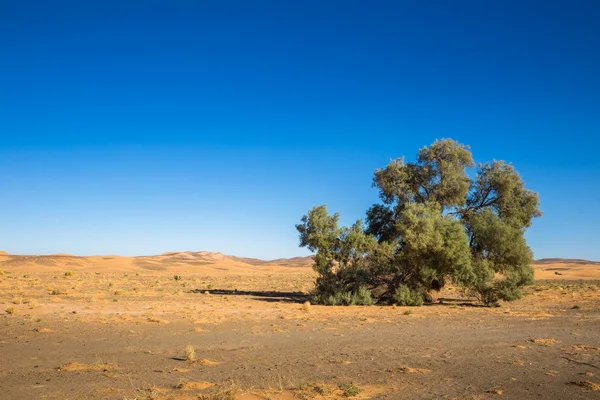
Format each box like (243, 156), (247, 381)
(1, 1), (599, 260)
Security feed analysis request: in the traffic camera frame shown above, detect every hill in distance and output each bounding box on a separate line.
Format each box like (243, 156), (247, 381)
(0, 250), (314, 274)
(0, 251), (599, 280)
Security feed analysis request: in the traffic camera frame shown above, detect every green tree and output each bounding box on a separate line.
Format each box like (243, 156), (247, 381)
(297, 139), (541, 306)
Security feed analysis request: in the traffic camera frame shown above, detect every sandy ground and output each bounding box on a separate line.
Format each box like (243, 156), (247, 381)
(1, 254), (600, 399)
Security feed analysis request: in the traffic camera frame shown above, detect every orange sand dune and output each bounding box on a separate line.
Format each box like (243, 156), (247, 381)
(0, 251), (314, 274)
(532, 259), (600, 280)
(1, 251), (598, 280)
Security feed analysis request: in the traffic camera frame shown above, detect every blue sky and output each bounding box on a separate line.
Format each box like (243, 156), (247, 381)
(1, 1), (599, 259)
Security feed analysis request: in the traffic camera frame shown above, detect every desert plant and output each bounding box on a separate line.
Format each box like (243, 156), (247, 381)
(337, 382), (361, 397)
(297, 139), (540, 306)
(5, 307), (15, 315)
(302, 301), (311, 312)
(184, 345), (196, 362)
(394, 285), (424, 306)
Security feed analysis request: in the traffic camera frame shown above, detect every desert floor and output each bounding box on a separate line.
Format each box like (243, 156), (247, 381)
(1, 257), (600, 399)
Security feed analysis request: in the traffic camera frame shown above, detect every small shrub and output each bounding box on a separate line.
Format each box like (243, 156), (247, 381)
(404, 309), (413, 316)
(314, 385), (327, 395)
(174, 275), (182, 281)
(338, 381), (361, 397)
(572, 305), (580, 309)
(394, 285), (424, 306)
(12, 297), (23, 305)
(355, 286), (375, 305)
(313, 286), (375, 306)
(184, 345), (196, 362)
(5, 307), (15, 315)
(114, 290), (125, 296)
(302, 301), (311, 312)
(64, 271), (74, 277)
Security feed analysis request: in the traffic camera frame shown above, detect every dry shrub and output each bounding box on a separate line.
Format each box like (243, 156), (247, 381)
(302, 301), (311, 312)
(184, 345), (196, 362)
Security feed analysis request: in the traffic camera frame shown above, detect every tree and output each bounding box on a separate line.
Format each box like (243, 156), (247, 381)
(296, 139), (541, 306)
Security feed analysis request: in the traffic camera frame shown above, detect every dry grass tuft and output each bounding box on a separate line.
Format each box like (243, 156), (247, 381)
(337, 381), (361, 397)
(11, 297), (23, 304)
(184, 345), (196, 362)
(5, 306), (15, 315)
(302, 301), (311, 312)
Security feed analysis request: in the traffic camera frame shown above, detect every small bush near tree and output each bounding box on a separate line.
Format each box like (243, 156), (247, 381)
(297, 139), (540, 306)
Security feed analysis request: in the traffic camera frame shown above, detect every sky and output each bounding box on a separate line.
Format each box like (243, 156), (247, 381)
(0, 1), (599, 260)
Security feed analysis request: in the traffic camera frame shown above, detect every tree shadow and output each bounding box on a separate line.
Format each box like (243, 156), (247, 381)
(433, 297), (486, 307)
(189, 289), (308, 304)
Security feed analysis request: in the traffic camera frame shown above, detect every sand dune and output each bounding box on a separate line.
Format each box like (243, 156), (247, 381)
(1, 251), (598, 280)
(532, 259), (600, 280)
(0, 251), (314, 274)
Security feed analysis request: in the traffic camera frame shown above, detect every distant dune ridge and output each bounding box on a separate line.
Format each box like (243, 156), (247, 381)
(0, 251), (598, 279)
(533, 258), (600, 265)
(0, 251), (314, 274)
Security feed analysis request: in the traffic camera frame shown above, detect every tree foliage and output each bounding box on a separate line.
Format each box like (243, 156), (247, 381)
(296, 139), (541, 306)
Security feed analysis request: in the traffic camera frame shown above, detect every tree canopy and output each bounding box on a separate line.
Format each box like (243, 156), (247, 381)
(296, 139), (541, 306)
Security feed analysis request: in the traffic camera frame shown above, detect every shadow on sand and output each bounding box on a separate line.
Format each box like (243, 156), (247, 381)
(189, 289), (485, 307)
(189, 288), (308, 303)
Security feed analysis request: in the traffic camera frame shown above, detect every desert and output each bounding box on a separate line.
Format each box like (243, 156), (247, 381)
(1, 252), (599, 399)
(4, 1), (600, 399)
